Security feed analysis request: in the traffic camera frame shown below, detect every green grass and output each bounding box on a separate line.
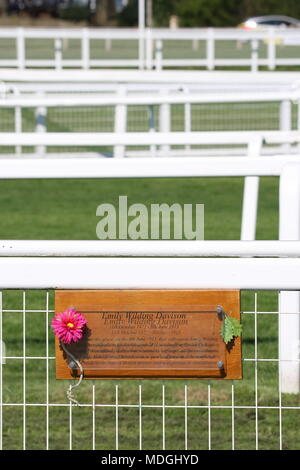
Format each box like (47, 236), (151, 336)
(0, 176), (278, 240)
(2, 174), (299, 450)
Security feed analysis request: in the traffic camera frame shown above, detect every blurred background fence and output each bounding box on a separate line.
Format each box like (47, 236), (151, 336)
(1, 27), (300, 70)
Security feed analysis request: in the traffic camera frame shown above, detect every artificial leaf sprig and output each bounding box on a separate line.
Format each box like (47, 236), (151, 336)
(220, 313), (242, 345)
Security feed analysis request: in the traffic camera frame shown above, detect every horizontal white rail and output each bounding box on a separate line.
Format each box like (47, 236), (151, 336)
(3, 70), (300, 89)
(1, 257), (300, 289)
(0, 156), (299, 178)
(2, 69), (300, 84)
(0, 90), (298, 107)
(0, 26), (299, 40)
(3, 79), (300, 97)
(0, 27), (140, 39)
(1, 240), (300, 257)
(150, 27), (300, 41)
(0, 131), (299, 147)
(0, 26), (298, 40)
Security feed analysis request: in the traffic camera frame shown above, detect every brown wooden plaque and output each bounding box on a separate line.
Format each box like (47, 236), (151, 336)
(55, 290), (241, 379)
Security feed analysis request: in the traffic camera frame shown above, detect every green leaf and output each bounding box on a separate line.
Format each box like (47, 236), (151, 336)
(220, 314), (242, 344)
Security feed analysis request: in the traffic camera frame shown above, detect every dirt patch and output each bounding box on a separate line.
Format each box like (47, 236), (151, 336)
(0, 13), (88, 28)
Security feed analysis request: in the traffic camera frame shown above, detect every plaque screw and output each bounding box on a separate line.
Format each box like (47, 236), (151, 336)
(68, 360), (77, 370)
(216, 305), (225, 320)
(217, 361), (224, 369)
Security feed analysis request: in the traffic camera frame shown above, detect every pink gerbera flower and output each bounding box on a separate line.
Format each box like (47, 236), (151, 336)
(51, 308), (87, 344)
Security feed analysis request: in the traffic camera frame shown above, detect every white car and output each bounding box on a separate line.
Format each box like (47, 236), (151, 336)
(238, 15), (300, 46)
(238, 15), (300, 30)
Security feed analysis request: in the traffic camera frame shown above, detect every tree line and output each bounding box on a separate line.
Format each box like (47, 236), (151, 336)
(118, 0), (300, 27)
(2, 0), (300, 27)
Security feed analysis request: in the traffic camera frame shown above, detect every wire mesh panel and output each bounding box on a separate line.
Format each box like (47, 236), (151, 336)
(1, 289), (299, 450)
(0, 99), (297, 157)
(47, 106), (115, 133)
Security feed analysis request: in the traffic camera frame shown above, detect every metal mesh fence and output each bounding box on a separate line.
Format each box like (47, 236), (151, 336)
(0, 101), (296, 156)
(0, 103), (292, 134)
(1, 289), (299, 450)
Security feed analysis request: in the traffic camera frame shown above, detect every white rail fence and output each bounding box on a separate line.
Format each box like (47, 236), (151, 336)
(1, 130), (300, 155)
(0, 156), (300, 393)
(1, 254), (300, 290)
(1, 239), (300, 257)
(1, 70), (300, 161)
(1, 159), (300, 449)
(1, 130), (300, 242)
(1, 27), (300, 71)
(2, 69), (300, 89)
(0, 90), (299, 159)
(2, 90), (300, 106)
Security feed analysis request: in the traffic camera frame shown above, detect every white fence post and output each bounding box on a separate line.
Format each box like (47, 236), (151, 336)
(280, 100), (292, 153)
(182, 86), (191, 151)
(240, 136), (262, 241)
(114, 85), (127, 158)
(145, 28), (153, 70)
(54, 38), (62, 70)
(105, 38), (112, 52)
(279, 162), (300, 393)
(13, 88), (22, 156)
(251, 39), (259, 72)
(192, 38), (199, 51)
(268, 28), (276, 71)
(16, 27), (25, 70)
(159, 102), (171, 153)
(138, 0), (145, 70)
(35, 91), (47, 157)
(147, 105), (156, 157)
(155, 39), (162, 71)
(206, 28), (215, 71)
(82, 28), (90, 70)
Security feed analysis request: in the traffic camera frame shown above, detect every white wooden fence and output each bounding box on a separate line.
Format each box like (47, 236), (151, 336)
(0, 89), (297, 160)
(1, 27), (300, 71)
(1, 70), (299, 163)
(1, 157), (300, 450)
(6, 130), (291, 147)
(0, 156), (300, 395)
(1, 129), (300, 243)
(2, 69), (300, 89)
(1, 63), (300, 445)
(0, 130), (299, 156)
